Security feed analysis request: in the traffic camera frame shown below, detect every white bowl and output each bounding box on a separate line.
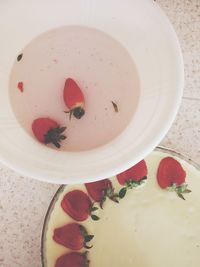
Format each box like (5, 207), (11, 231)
(0, 0), (184, 184)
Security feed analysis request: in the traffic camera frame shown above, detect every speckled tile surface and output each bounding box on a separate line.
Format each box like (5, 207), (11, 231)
(0, 1), (200, 267)
(158, 0), (200, 99)
(161, 98), (200, 162)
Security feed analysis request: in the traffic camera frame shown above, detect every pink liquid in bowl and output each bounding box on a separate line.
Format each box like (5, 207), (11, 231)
(9, 26), (140, 151)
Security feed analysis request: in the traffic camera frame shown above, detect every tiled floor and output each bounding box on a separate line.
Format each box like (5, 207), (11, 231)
(0, 1), (199, 266)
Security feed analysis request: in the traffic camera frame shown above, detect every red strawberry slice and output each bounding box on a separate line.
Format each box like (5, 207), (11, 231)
(64, 78), (85, 119)
(17, 81), (24, 92)
(157, 156), (191, 200)
(53, 223), (94, 250)
(117, 160), (148, 199)
(61, 190), (92, 221)
(85, 179), (112, 202)
(117, 160), (147, 185)
(55, 252), (89, 267)
(157, 157), (186, 188)
(32, 118), (66, 148)
(85, 179), (119, 208)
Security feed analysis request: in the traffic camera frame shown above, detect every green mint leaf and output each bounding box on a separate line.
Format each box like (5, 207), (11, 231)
(177, 192), (185, 200)
(184, 189), (192, 194)
(85, 235), (94, 242)
(119, 187), (127, 199)
(177, 183), (187, 193)
(58, 126), (67, 133)
(91, 215), (100, 221)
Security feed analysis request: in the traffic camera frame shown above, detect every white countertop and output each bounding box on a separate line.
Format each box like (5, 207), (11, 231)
(0, 1), (200, 266)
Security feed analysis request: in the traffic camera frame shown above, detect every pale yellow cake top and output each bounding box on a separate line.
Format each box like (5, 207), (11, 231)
(43, 150), (200, 267)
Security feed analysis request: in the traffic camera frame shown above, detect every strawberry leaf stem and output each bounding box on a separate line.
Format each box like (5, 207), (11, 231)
(167, 183), (192, 200)
(84, 235), (94, 242)
(100, 186), (119, 208)
(64, 107), (85, 120)
(118, 176), (147, 199)
(79, 225), (94, 249)
(44, 126), (66, 148)
(177, 192), (185, 200)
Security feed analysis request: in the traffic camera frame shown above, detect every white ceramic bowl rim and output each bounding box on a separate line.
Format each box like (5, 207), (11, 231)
(0, 0), (184, 184)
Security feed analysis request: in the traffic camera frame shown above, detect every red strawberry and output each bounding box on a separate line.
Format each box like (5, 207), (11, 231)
(64, 78), (85, 119)
(53, 223), (94, 250)
(157, 156), (191, 200)
(117, 160), (147, 185)
(55, 252), (89, 267)
(117, 160), (148, 199)
(32, 118), (66, 148)
(17, 82), (24, 92)
(85, 179), (119, 208)
(61, 190), (92, 221)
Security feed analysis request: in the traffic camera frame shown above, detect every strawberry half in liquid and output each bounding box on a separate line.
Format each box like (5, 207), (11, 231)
(64, 78), (85, 119)
(32, 118), (66, 148)
(53, 223), (94, 250)
(55, 252), (89, 267)
(157, 156), (191, 200)
(117, 160), (148, 198)
(85, 179), (119, 208)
